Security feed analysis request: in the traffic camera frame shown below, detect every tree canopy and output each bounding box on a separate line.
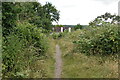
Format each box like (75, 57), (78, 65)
(89, 12), (120, 26)
(74, 24), (83, 30)
(2, 2), (60, 35)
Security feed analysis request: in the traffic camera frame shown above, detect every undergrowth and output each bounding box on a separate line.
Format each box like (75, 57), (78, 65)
(2, 22), (55, 78)
(57, 24), (118, 78)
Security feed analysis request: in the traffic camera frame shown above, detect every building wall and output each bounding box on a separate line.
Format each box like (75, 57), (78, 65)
(53, 27), (61, 32)
(53, 27), (72, 32)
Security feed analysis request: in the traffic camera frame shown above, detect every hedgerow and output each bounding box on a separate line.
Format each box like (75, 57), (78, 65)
(73, 24), (119, 55)
(2, 22), (49, 78)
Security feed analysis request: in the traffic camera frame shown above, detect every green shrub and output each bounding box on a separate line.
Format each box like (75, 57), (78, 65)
(73, 24), (119, 55)
(52, 33), (59, 39)
(15, 22), (48, 56)
(74, 24), (83, 30)
(2, 22), (49, 78)
(51, 32), (67, 39)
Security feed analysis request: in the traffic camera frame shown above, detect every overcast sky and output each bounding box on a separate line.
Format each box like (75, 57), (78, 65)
(38, 0), (120, 25)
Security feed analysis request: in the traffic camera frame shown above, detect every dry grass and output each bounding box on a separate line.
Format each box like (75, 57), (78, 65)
(58, 31), (118, 78)
(27, 37), (56, 78)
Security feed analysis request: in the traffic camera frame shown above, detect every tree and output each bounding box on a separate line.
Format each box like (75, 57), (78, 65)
(2, 2), (60, 35)
(39, 2), (60, 30)
(29, 2), (60, 30)
(89, 12), (120, 26)
(2, 2), (36, 35)
(2, 2), (20, 35)
(74, 24), (83, 30)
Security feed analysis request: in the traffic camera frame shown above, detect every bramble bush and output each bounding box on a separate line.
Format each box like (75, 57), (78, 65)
(2, 22), (49, 78)
(73, 24), (119, 55)
(15, 22), (48, 56)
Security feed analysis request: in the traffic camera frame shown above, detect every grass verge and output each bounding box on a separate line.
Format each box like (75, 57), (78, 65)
(58, 30), (118, 78)
(28, 37), (56, 78)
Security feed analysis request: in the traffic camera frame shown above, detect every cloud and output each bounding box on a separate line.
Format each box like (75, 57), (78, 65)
(39, 0), (119, 25)
(93, 0), (119, 5)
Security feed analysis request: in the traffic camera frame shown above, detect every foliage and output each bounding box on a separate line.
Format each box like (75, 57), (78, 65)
(2, 2), (19, 35)
(58, 29), (118, 78)
(2, 1), (59, 78)
(51, 33), (61, 39)
(29, 2), (60, 30)
(51, 31), (67, 39)
(73, 24), (119, 55)
(43, 2), (60, 22)
(2, 2), (60, 36)
(2, 22), (49, 78)
(74, 24), (83, 30)
(15, 22), (48, 55)
(89, 12), (120, 26)
(54, 25), (64, 27)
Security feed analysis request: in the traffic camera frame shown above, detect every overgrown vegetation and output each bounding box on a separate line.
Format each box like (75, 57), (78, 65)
(2, 1), (119, 78)
(2, 2), (59, 78)
(74, 24), (83, 30)
(2, 2), (60, 36)
(52, 16), (119, 78)
(73, 24), (119, 55)
(58, 24), (118, 77)
(89, 12), (120, 26)
(2, 22), (49, 78)
(51, 31), (68, 39)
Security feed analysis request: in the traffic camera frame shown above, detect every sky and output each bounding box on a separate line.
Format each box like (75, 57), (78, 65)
(38, 0), (120, 25)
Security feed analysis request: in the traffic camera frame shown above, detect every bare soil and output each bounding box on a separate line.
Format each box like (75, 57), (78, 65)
(54, 45), (62, 78)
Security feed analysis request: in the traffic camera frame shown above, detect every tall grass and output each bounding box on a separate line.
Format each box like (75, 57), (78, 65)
(2, 22), (53, 78)
(58, 24), (118, 78)
(0, 26), (2, 78)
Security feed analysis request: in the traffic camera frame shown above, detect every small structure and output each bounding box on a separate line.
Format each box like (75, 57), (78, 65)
(68, 27), (71, 32)
(53, 26), (72, 32)
(53, 27), (61, 32)
(61, 27), (63, 32)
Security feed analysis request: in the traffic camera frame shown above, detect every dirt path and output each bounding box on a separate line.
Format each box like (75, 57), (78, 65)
(54, 44), (62, 78)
